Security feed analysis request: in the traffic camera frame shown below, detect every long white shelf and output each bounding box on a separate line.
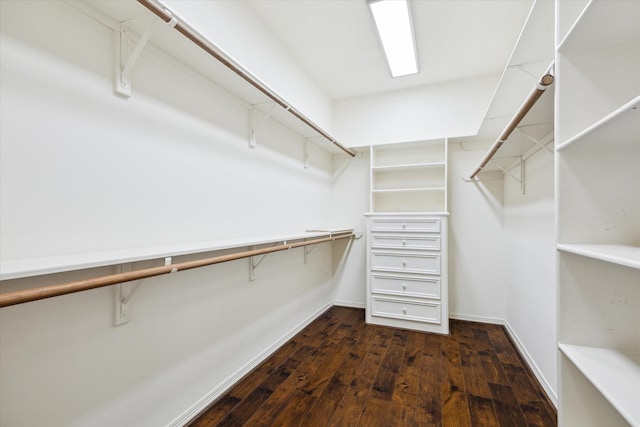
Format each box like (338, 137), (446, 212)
(372, 162), (445, 172)
(0, 228), (353, 281)
(557, 0), (640, 52)
(559, 344), (640, 426)
(372, 187), (445, 194)
(557, 96), (640, 151)
(557, 244), (640, 270)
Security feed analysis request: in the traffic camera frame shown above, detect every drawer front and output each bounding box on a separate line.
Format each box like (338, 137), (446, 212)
(371, 234), (440, 251)
(371, 218), (440, 233)
(371, 275), (440, 299)
(371, 252), (440, 275)
(371, 297), (441, 324)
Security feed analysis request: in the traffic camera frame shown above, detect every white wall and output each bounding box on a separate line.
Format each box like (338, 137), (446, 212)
(0, 2), (341, 426)
(163, 0), (334, 133)
(330, 149), (370, 308)
(503, 149), (557, 402)
(447, 142), (507, 322)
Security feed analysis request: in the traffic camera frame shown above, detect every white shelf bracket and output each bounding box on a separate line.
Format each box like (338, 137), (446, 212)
(490, 157), (524, 194)
(249, 103), (276, 148)
(249, 242), (281, 281)
(304, 242), (318, 263)
(511, 64), (540, 80)
(516, 128), (554, 155)
(114, 257), (175, 326)
(114, 15), (167, 98)
(114, 263), (141, 326)
(304, 137), (323, 169)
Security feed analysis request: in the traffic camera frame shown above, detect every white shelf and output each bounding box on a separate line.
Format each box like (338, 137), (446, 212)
(72, 1), (351, 155)
(557, 0), (640, 52)
(557, 96), (640, 151)
(557, 244), (640, 270)
(0, 229), (352, 281)
(559, 344), (640, 427)
(372, 162), (445, 172)
(372, 187), (445, 194)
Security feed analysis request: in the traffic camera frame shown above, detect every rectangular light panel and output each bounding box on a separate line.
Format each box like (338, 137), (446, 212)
(367, 0), (419, 77)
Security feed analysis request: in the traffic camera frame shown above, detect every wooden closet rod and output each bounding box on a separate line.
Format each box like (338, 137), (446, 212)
(469, 72), (554, 179)
(0, 232), (354, 308)
(136, 0), (355, 158)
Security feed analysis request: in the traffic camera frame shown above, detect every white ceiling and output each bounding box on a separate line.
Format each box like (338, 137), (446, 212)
(247, 0), (535, 100)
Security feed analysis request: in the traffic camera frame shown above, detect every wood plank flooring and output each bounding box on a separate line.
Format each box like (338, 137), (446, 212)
(189, 306), (556, 427)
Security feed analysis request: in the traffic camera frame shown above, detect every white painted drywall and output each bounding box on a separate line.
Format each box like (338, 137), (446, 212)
(333, 75), (500, 148)
(503, 149), (557, 402)
(330, 149), (370, 308)
(0, 2), (339, 426)
(447, 142), (507, 322)
(162, 0), (334, 133)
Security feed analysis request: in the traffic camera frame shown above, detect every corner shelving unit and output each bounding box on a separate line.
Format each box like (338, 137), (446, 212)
(555, 1), (640, 426)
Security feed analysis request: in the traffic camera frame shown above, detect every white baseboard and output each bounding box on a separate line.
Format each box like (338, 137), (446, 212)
(503, 321), (558, 408)
(449, 312), (505, 325)
(168, 301), (333, 427)
(333, 299), (366, 309)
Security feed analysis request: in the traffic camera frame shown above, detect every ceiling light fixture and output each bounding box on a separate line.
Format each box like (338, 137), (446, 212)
(366, 0), (419, 78)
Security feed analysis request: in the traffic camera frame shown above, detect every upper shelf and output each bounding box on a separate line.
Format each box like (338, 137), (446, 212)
(557, 96), (640, 151)
(464, 0), (555, 178)
(372, 162), (445, 172)
(557, 0), (640, 52)
(0, 229), (353, 281)
(77, 0), (354, 157)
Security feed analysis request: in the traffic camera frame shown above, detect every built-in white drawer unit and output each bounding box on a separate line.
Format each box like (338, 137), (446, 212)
(371, 296), (441, 324)
(365, 213), (449, 334)
(371, 251), (440, 275)
(370, 217), (440, 233)
(371, 274), (440, 299)
(370, 234), (440, 250)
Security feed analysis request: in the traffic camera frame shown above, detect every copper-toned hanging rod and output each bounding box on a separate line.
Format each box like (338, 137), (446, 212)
(0, 232), (354, 308)
(136, 0), (355, 158)
(469, 72), (554, 179)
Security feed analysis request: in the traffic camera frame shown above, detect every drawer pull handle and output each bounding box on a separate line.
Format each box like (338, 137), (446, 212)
(402, 223), (406, 229)
(402, 260), (407, 267)
(403, 307), (407, 314)
(402, 284), (407, 290)
(402, 240), (406, 246)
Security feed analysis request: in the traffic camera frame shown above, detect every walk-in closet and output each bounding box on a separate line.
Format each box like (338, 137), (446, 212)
(1, 1), (637, 426)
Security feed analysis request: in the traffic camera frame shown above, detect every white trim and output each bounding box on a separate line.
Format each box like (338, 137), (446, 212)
(503, 320), (558, 408)
(449, 312), (505, 325)
(168, 302), (333, 427)
(333, 299), (366, 309)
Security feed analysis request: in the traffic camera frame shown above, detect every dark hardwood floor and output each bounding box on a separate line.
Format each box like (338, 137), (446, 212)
(189, 306), (556, 427)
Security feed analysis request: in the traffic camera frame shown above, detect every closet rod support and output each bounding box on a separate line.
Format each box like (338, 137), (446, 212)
(517, 129), (554, 154)
(304, 137), (323, 169)
(115, 17), (163, 98)
(250, 103), (277, 148)
(249, 242), (281, 281)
